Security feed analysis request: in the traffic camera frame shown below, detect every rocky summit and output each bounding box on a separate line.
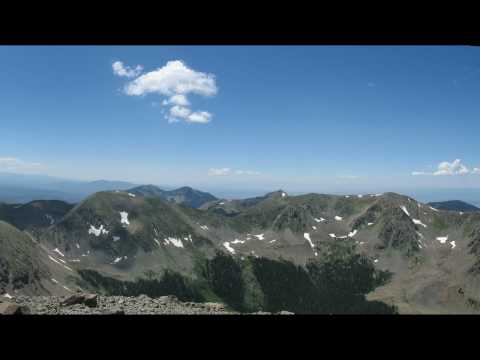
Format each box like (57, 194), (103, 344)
(0, 294), (294, 315)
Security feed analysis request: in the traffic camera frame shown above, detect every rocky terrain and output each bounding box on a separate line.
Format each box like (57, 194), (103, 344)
(0, 293), (294, 315)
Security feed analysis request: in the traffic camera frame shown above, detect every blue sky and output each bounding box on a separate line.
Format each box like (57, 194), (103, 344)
(1, 45), (480, 195)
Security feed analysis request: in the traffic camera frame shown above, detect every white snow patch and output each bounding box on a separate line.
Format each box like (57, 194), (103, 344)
(62, 285), (72, 292)
(76, 243), (80, 249)
(269, 239), (277, 243)
(282, 192), (286, 197)
(314, 252), (318, 256)
(200, 225), (209, 231)
(348, 229), (358, 237)
(337, 235), (348, 239)
(3, 293), (13, 299)
(88, 224), (109, 236)
(416, 231), (424, 239)
(120, 211), (130, 226)
(70, 259), (81, 263)
(113, 257), (122, 264)
(400, 206), (410, 217)
(374, 259), (379, 263)
(436, 235), (449, 244)
(184, 234), (193, 243)
(51, 278), (59, 284)
(314, 217), (326, 223)
(154, 238), (161, 247)
(345, 195), (350, 198)
(113, 236), (120, 242)
(165, 237), (184, 248)
(53, 248), (65, 257)
(45, 214), (55, 225)
(254, 234), (265, 240)
(359, 241), (365, 245)
(450, 241), (456, 249)
(334, 216), (343, 221)
(412, 219), (427, 228)
(312, 226), (317, 230)
(231, 239), (245, 244)
(48, 256), (73, 272)
(223, 242), (236, 254)
(128, 193), (136, 197)
(304, 233), (314, 249)
(430, 206), (439, 212)
(219, 202), (225, 205)
(329, 233), (336, 238)
(367, 222), (374, 226)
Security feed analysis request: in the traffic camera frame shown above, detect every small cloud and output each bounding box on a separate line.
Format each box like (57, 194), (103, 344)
(412, 159), (471, 176)
(473, 168), (480, 174)
(0, 157), (44, 172)
(208, 168), (231, 176)
(112, 61), (143, 78)
(367, 82), (376, 88)
(208, 168), (261, 176)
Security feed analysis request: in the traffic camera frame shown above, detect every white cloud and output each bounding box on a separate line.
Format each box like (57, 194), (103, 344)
(473, 168), (480, 174)
(209, 168), (260, 176)
(124, 60), (217, 97)
(187, 111), (212, 124)
(119, 60), (217, 125)
(208, 168), (231, 176)
(367, 82), (376, 88)
(412, 159), (472, 176)
(163, 94), (190, 106)
(112, 61), (143, 78)
(0, 157), (43, 172)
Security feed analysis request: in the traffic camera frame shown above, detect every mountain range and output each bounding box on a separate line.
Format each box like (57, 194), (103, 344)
(2, 186), (480, 314)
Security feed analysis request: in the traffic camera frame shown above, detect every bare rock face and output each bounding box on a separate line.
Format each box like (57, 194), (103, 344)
(0, 302), (28, 315)
(61, 293), (98, 308)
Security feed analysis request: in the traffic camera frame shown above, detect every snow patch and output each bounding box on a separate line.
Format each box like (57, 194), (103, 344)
(374, 259), (379, 263)
(304, 233), (315, 250)
(334, 216), (343, 221)
(164, 237), (184, 248)
(113, 236), (120, 242)
(450, 241), (456, 249)
(314, 217), (326, 223)
(430, 206), (439, 212)
(269, 239), (277, 243)
(223, 242), (235, 254)
(312, 226), (317, 230)
(51, 278), (59, 284)
(367, 222), (374, 226)
(48, 255), (73, 272)
(412, 219), (427, 228)
(357, 194), (363, 198)
(88, 224), (109, 236)
(282, 192), (286, 197)
(76, 243), (80, 249)
(329, 233), (336, 238)
(3, 293), (13, 299)
(154, 238), (161, 247)
(436, 235), (449, 244)
(200, 225), (209, 231)
(254, 234), (265, 240)
(53, 248), (65, 257)
(120, 211), (130, 226)
(128, 193), (136, 197)
(348, 229), (357, 237)
(400, 206), (410, 217)
(231, 239), (245, 244)
(113, 257), (122, 264)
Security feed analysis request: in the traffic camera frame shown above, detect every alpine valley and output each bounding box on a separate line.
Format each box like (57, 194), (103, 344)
(2, 184), (480, 314)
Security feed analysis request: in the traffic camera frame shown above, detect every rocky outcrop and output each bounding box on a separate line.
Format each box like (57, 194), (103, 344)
(5, 295), (295, 315)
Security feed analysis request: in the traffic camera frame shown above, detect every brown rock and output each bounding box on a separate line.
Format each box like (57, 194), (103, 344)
(61, 293), (98, 307)
(0, 302), (28, 315)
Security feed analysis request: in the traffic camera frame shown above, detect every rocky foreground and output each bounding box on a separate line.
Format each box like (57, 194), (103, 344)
(0, 293), (294, 315)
